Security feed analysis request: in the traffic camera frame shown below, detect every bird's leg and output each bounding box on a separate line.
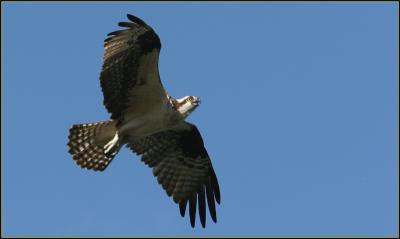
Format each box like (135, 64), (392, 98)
(104, 133), (119, 154)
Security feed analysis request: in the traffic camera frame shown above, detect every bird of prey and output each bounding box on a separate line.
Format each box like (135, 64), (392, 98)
(67, 14), (220, 228)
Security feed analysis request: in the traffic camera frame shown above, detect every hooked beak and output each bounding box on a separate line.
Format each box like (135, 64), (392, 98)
(194, 97), (201, 106)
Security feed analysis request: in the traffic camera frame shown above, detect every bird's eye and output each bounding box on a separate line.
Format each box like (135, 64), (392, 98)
(188, 96), (194, 102)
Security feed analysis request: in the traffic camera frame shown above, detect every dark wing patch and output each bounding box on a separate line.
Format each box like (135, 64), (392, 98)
(100, 14), (162, 121)
(127, 123), (221, 228)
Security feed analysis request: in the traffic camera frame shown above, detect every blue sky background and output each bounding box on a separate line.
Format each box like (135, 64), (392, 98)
(2, 2), (399, 237)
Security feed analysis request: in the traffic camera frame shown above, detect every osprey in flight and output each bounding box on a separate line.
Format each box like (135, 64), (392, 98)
(67, 14), (220, 228)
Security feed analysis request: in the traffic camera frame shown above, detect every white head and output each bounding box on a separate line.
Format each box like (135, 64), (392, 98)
(174, 96), (201, 118)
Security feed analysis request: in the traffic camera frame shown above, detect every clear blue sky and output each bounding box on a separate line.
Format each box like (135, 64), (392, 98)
(2, 2), (398, 237)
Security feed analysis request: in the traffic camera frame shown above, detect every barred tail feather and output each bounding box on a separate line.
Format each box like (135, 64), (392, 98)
(67, 120), (120, 171)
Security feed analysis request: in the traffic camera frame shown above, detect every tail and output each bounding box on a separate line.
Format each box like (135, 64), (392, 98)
(67, 120), (121, 171)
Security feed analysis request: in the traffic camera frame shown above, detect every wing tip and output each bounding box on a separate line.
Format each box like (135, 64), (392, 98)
(179, 200), (187, 217)
(118, 22), (136, 28)
(210, 167), (221, 204)
(198, 185), (206, 228)
(127, 14), (147, 26)
(189, 196), (197, 228)
(104, 14), (148, 43)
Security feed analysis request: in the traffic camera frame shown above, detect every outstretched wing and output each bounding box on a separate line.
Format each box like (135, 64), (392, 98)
(100, 14), (166, 122)
(127, 122), (221, 228)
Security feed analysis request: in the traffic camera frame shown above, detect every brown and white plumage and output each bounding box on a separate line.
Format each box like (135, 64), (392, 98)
(67, 14), (220, 228)
(68, 121), (119, 171)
